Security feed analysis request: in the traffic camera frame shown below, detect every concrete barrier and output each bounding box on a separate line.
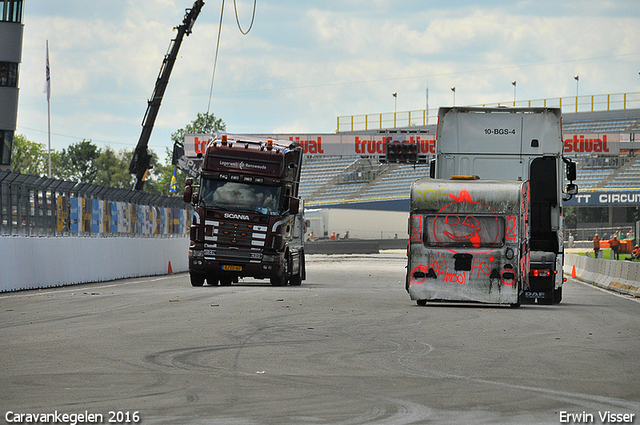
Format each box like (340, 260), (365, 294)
(564, 253), (640, 297)
(0, 236), (189, 292)
(304, 238), (408, 255)
(305, 240), (380, 254)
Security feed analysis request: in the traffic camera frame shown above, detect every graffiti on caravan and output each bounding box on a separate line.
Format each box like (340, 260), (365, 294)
(563, 134), (620, 155)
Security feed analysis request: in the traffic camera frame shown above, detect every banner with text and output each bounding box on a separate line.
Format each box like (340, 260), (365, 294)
(184, 133), (437, 158)
(564, 190), (640, 206)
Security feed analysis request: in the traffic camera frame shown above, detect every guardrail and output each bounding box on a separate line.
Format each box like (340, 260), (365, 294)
(0, 171), (189, 237)
(564, 254), (640, 297)
(0, 171), (191, 292)
(337, 91), (640, 132)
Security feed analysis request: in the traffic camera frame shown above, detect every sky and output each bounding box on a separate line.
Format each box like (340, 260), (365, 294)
(16, 0), (640, 162)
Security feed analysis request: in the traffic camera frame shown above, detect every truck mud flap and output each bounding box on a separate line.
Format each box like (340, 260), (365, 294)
(522, 290), (553, 305)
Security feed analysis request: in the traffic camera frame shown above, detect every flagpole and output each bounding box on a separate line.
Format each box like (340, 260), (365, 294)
(47, 88), (51, 177)
(45, 40), (52, 177)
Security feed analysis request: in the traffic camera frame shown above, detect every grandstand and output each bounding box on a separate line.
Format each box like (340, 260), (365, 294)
(300, 108), (640, 210)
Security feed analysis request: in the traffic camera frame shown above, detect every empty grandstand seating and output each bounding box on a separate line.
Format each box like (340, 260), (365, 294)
(300, 158), (431, 205)
(300, 156), (640, 206)
(602, 159), (640, 188)
(575, 168), (617, 189)
(562, 116), (639, 133)
(299, 109), (640, 206)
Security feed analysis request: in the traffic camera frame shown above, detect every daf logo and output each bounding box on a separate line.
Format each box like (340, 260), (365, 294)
(224, 213), (250, 220)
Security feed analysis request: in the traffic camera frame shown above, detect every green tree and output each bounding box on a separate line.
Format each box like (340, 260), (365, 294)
(170, 112), (226, 146)
(11, 134), (48, 175)
(564, 207), (578, 229)
(151, 112), (227, 196)
(94, 147), (135, 189)
(58, 140), (100, 183)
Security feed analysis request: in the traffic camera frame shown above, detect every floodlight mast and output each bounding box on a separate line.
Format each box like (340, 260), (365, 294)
(130, 0), (205, 191)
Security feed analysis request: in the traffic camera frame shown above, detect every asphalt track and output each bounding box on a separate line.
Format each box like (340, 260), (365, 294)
(1, 253), (639, 425)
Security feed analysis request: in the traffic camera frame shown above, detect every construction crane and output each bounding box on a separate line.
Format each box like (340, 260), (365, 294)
(129, 0), (205, 191)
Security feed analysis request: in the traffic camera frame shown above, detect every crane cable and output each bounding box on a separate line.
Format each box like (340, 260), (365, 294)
(206, 0), (257, 114)
(234, 0), (257, 35)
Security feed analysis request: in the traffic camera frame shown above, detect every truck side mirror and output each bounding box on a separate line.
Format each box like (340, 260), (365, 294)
(183, 185), (192, 203)
(429, 160), (436, 178)
(288, 197), (300, 215)
(566, 183), (578, 195)
(566, 161), (577, 181)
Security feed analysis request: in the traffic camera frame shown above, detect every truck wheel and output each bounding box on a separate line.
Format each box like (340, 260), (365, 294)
(220, 277), (233, 286)
(289, 253), (304, 286)
(270, 274), (286, 286)
(207, 275), (219, 286)
(417, 300), (427, 306)
(289, 274), (302, 286)
(553, 286), (563, 304)
(190, 273), (205, 287)
(271, 257), (289, 286)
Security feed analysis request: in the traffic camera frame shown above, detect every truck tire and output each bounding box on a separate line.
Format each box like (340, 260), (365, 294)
(289, 252), (304, 286)
(553, 286), (563, 304)
(190, 272), (205, 287)
(271, 257), (289, 286)
(417, 300), (427, 306)
(220, 277), (233, 286)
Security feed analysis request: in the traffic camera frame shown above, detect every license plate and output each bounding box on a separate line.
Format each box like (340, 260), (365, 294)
(222, 265), (242, 271)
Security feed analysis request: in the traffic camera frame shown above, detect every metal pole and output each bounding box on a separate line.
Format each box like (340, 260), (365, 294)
(425, 85), (429, 124)
(46, 40), (52, 177)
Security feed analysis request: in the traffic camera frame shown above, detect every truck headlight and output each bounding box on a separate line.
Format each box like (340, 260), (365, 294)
(262, 254), (278, 262)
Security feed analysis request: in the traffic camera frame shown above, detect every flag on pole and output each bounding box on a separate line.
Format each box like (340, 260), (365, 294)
(44, 40), (51, 101)
(169, 171), (178, 193)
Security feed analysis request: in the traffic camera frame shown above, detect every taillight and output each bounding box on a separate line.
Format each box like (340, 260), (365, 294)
(530, 269), (551, 277)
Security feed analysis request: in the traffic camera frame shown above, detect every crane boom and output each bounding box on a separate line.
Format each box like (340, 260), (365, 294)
(130, 0), (205, 191)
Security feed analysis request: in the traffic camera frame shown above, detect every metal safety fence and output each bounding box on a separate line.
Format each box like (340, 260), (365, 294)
(337, 91), (640, 132)
(0, 171), (189, 237)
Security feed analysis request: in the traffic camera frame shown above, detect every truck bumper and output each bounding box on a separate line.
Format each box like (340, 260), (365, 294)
(189, 257), (284, 280)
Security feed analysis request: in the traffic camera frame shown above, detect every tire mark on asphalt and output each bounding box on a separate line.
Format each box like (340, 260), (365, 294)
(380, 339), (640, 413)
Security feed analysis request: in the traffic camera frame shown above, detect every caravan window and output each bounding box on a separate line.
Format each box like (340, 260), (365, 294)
(424, 214), (505, 248)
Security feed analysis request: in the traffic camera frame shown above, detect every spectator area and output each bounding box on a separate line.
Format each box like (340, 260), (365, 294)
(299, 109), (640, 207)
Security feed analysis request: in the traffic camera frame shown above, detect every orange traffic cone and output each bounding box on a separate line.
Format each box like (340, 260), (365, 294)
(571, 265), (577, 278)
(168, 261), (173, 274)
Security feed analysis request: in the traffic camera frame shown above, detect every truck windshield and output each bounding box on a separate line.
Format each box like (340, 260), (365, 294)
(425, 214), (505, 248)
(199, 179), (282, 215)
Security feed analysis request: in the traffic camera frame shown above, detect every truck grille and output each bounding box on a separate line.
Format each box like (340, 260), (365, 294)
(203, 219), (267, 262)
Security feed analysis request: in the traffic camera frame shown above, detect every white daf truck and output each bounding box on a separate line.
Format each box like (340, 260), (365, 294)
(408, 178), (530, 307)
(425, 107), (577, 304)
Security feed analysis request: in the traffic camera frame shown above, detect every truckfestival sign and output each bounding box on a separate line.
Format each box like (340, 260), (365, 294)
(185, 133), (633, 158)
(184, 133), (436, 157)
(563, 134), (621, 155)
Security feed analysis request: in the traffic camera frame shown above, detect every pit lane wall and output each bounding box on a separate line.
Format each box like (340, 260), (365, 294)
(0, 236), (189, 292)
(564, 254), (640, 296)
